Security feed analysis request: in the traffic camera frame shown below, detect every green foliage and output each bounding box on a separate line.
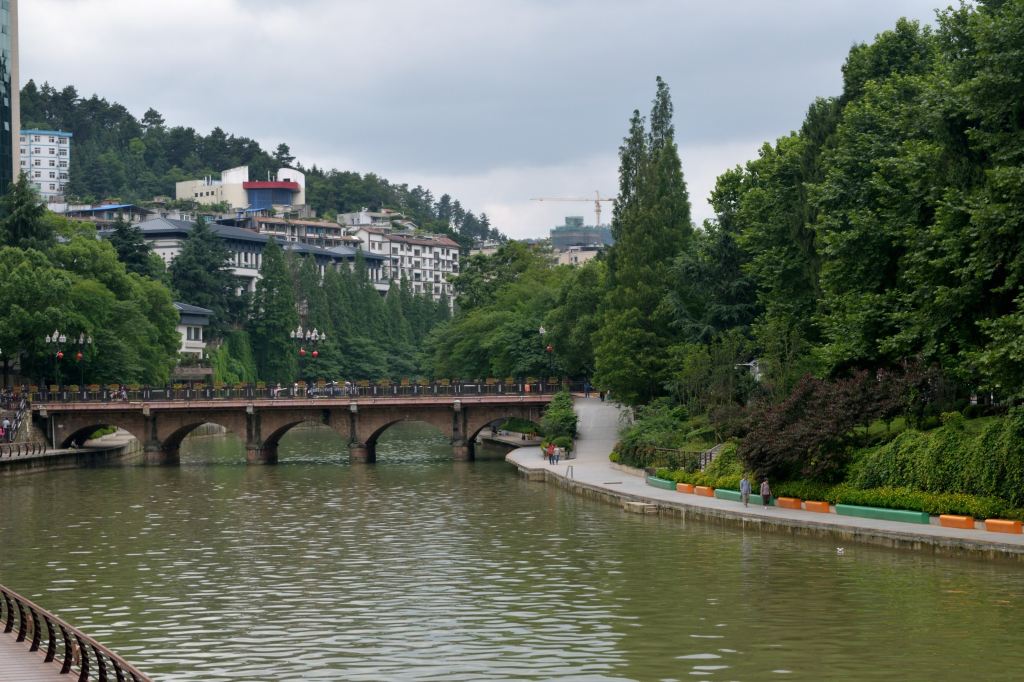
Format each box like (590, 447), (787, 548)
(846, 409), (1024, 506)
(0, 177), (53, 251)
(169, 218), (237, 335)
(500, 418), (539, 434)
(209, 331), (257, 384)
(249, 239), (298, 385)
(540, 391), (577, 441)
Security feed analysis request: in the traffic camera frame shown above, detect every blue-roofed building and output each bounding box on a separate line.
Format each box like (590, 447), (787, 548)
(64, 203), (154, 227)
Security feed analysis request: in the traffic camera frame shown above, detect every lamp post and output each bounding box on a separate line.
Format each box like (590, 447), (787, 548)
(290, 325), (326, 388)
(44, 329), (67, 391)
(74, 333), (94, 389)
(539, 325), (555, 391)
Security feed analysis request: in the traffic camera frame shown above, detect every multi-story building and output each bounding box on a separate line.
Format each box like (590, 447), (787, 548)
(2, 0), (19, 189)
(248, 216), (362, 250)
(349, 225), (459, 300)
(338, 208), (417, 231)
(115, 217), (388, 294)
(19, 129), (71, 201)
(550, 216), (613, 251)
(63, 203), (154, 227)
(175, 166), (306, 211)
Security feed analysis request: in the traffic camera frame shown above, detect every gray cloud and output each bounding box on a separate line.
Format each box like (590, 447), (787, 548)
(23, 0), (941, 236)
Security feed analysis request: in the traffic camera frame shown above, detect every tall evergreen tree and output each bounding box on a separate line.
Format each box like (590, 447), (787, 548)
(168, 218), (237, 335)
(0, 176), (53, 251)
(249, 239), (298, 385)
(594, 77), (693, 405)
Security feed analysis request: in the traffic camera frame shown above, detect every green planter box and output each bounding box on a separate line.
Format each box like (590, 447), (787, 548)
(715, 488), (773, 506)
(835, 504), (930, 524)
(646, 476), (676, 491)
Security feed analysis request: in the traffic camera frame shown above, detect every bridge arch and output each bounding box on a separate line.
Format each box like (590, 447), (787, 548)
(58, 422), (139, 450)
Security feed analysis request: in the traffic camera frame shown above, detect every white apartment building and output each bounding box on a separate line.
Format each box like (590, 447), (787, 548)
(175, 165), (306, 211)
(338, 208), (418, 231)
(19, 129), (71, 202)
(350, 226), (459, 300)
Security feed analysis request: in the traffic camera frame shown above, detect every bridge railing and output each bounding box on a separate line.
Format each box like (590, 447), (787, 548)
(0, 441), (48, 460)
(0, 583), (152, 682)
(26, 380), (588, 404)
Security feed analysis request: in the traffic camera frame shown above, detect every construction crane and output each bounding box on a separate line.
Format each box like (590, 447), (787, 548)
(531, 190), (615, 227)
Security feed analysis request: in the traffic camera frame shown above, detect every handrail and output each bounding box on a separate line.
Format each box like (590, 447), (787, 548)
(25, 380), (586, 405)
(0, 583), (152, 681)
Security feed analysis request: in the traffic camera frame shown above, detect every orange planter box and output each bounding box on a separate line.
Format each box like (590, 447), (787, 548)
(776, 497), (802, 510)
(804, 500), (831, 513)
(695, 485), (714, 497)
(984, 519), (1023, 534)
(676, 483), (695, 494)
(940, 514), (975, 530)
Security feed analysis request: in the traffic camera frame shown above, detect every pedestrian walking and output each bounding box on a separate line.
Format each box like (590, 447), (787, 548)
(552, 446), (561, 465)
(740, 476), (751, 507)
(760, 478), (772, 506)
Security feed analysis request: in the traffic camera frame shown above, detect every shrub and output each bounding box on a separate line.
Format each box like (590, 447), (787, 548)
(501, 417), (539, 434)
(541, 391), (578, 441)
(609, 452), (620, 463)
(551, 435), (573, 452)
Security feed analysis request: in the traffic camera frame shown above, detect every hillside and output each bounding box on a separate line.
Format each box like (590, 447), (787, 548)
(19, 80), (501, 245)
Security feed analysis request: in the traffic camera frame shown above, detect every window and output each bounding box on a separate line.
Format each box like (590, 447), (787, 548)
(49, 159), (55, 167)
(33, 171), (40, 178)
(49, 183), (56, 190)
(48, 147), (55, 154)
(58, 149), (67, 156)
(58, 138), (67, 145)
(18, 147), (24, 154)
(33, 159), (39, 166)
(59, 173), (68, 180)
(49, 172), (55, 179)
(33, 147), (40, 153)
(58, 161), (67, 168)
(48, 136), (55, 143)
(33, 135), (40, 142)
(19, 160), (25, 167)
(18, 136), (24, 143)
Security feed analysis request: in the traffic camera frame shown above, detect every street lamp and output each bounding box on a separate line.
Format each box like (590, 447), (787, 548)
(44, 329), (68, 390)
(539, 325), (555, 389)
(74, 333), (94, 388)
(290, 325), (326, 384)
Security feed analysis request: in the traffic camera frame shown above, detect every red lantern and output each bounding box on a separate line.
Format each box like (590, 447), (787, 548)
(56, 351), (64, 360)
(76, 351), (83, 362)
(312, 350), (319, 358)
(299, 348), (307, 357)
(546, 344), (553, 353)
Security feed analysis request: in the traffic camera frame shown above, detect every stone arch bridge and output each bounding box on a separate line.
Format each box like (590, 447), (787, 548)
(32, 395), (551, 464)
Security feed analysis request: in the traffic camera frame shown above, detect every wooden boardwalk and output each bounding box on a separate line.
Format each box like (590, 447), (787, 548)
(0, 631), (65, 681)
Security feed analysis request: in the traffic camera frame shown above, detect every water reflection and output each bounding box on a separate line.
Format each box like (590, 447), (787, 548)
(1, 424), (1023, 680)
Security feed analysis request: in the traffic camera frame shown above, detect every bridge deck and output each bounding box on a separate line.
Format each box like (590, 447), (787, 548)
(34, 394), (552, 412)
(0, 632), (66, 681)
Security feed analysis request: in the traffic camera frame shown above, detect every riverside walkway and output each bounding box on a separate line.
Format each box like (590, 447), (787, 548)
(506, 398), (1024, 560)
(0, 633), (64, 681)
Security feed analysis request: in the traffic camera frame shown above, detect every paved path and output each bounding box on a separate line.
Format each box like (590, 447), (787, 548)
(506, 397), (1024, 557)
(0, 632), (65, 681)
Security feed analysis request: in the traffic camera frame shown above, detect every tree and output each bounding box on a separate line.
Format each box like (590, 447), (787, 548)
(249, 239), (298, 385)
(168, 218), (237, 336)
(107, 218), (161, 278)
(273, 143), (295, 167)
(594, 77), (693, 404)
(0, 176), (53, 251)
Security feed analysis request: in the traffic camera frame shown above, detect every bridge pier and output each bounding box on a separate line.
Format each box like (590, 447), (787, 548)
(246, 442), (278, 464)
(451, 439), (474, 461)
(143, 442), (179, 465)
(349, 442), (375, 464)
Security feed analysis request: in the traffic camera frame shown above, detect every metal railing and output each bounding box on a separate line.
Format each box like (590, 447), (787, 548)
(0, 584), (151, 681)
(0, 441), (47, 459)
(27, 380), (584, 405)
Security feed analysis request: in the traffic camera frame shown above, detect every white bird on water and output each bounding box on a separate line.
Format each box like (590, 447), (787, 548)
(836, 547), (845, 555)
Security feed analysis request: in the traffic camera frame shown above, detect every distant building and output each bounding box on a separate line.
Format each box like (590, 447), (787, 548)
(114, 217), (388, 294)
(63, 203), (154, 227)
(550, 216), (613, 251)
(338, 208), (417, 231)
(2, 0), (19, 190)
(557, 245), (604, 266)
(469, 239), (502, 257)
(175, 166), (306, 211)
(19, 129), (71, 201)
(174, 302), (213, 357)
(349, 225), (459, 300)
(247, 216), (362, 250)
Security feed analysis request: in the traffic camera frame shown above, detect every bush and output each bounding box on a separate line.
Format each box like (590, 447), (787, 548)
(550, 435), (573, 452)
(847, 409), (1024, 505)
(501, 418), (539, 434)
(541, 391), (578, 441)
(609, 452), (620, 463)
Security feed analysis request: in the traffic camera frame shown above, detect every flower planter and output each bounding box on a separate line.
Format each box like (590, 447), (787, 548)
(645, 476), (676, 491)
(939, 514), (975, 530)
(676, 483), (695, 494)
(984, 519), (1023, 534)
(775, 497), (802, 510)
(695, 485), (714, 497)
(804, 500), (831, 513)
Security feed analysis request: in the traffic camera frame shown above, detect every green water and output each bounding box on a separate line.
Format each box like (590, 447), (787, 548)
(1, 423), (1023, 681)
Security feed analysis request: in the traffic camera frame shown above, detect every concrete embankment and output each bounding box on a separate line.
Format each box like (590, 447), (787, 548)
(507, 398), (1024, 562)
(0, 431), (142, 477)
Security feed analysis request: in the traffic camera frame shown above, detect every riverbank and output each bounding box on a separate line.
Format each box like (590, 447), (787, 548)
(506, 398), (1024, 562)
(0, 430), (141, 477)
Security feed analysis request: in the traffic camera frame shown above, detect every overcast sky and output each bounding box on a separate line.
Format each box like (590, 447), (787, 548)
(23, 0), (943, 238)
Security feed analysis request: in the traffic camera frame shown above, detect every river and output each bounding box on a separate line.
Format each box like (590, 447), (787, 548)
(1, 423), (1023, 680)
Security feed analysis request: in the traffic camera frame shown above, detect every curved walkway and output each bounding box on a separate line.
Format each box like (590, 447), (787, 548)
(505, 397), (1024, 560)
